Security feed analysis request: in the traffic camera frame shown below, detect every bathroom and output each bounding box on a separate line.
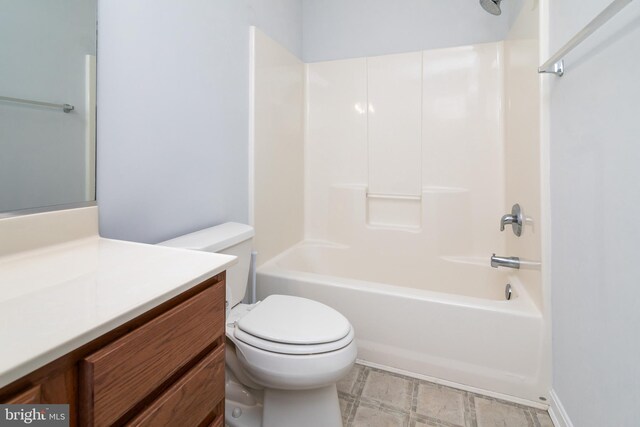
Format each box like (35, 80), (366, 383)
(0, 0), (638, 426)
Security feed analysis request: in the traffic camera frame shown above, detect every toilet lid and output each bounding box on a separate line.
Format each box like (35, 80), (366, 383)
(234, 325), (354, 355)
(236, 295), (352, 345)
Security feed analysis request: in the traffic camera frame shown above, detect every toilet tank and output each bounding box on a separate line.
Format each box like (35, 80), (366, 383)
(159, 223), (254, 308)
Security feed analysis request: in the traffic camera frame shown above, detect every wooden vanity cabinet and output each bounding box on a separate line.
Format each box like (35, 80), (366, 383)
(5, 385), (42, 404)
(0, 274), (226, 427)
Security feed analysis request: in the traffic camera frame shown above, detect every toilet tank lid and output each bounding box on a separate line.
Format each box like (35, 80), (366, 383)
(159, 222), (254, 253)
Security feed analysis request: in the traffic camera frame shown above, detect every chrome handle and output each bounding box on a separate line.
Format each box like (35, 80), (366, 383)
(500, 214), (515, 231)
(500, 204), (523, 236)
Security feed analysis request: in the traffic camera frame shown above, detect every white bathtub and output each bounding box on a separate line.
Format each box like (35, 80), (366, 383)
(256, 241), (546, 405)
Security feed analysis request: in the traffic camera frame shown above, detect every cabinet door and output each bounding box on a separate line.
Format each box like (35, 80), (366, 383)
(2, 369), (77, 426)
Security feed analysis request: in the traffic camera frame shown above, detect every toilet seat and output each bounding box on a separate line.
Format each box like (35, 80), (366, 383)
(231, 295), (354, 355)
(234, 326), (354, 355)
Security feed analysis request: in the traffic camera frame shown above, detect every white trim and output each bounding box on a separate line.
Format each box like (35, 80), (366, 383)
(549, 389), (574, 427)
(539, 0), (555, 409)
(248, 26), (256, 227)
(541, 3), (573, 427)
(356, 359), (549, 411)
(85, 54), (97, 201)
(302, 63), (310, 240)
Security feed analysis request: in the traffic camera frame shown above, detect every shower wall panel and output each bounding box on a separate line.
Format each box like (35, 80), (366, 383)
(504, 1), (541, 309)
(367, 52), (423, 197)
(251, 28), (305, 265)
(305, 42), (506, 256)
(305, 58), (368, 239)
(422, 43), (505, 256)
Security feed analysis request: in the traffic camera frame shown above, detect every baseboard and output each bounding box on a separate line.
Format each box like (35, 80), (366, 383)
(549, 389), (574, 427)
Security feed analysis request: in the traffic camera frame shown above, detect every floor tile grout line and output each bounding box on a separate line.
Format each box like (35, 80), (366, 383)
(345, 363), (553, 427)
(527, 407), (540, 427)
(410, 377), (420, 416)
(346, 365), (365, 426)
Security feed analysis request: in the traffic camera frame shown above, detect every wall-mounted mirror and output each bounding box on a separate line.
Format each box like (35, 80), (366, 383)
(0, 0), (97, 215)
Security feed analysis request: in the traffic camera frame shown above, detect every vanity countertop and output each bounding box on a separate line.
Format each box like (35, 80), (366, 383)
(0, 236), (236, 388)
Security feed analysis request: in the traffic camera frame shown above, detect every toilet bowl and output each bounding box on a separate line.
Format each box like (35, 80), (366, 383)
(226, 295), (356, 426)
(160, 223), (357, 427)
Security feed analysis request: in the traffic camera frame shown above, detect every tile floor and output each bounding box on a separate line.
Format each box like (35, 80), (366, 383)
(338, 364), (554, 427)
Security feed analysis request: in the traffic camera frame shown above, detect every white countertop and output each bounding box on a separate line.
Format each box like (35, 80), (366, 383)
(0, 236), (236, 388)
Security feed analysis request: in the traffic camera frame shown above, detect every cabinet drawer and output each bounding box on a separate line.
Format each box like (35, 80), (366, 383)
(208, 413), (224, 427)
(126, 344), (224, 427)
(80, 282), (224, 427)
(5, 385), (41, 404)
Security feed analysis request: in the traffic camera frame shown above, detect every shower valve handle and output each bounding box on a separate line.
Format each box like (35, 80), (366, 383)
(500, 204), (523, 236)
(500, 215), (517, 231)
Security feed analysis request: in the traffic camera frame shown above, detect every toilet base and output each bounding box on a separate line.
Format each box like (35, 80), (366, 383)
(225, 380), (342, 427)
(263, 384), (342, 427)
(225, 399), (263, 427)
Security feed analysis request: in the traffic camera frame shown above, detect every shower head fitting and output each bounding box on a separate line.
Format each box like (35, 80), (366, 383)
(480, 0), (502, 15)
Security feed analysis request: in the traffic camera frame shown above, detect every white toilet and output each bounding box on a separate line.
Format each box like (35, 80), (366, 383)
(160, 223), (357, 427)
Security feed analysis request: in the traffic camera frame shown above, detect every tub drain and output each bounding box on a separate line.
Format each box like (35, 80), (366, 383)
(505, 284), (512, 301)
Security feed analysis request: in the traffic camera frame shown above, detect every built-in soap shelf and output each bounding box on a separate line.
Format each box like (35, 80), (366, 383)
(366, 192), (422, 230)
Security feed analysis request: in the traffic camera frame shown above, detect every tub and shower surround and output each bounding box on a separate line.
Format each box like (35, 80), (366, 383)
(304, 42), (508, 268)
(302, 38), (543, 309)
(251, 10), (544, 405)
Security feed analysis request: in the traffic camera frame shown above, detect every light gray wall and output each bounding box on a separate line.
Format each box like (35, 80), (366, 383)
(549, 1), (640, 425)
(302, 0), (525, 62)
(97, 0), (302, 243)
(0, 0), (96, 213)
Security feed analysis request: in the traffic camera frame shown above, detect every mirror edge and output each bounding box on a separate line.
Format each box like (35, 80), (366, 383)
(0, 201), (97, 219)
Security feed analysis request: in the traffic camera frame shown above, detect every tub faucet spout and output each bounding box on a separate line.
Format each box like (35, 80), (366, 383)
(491, 254), (520, 269)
